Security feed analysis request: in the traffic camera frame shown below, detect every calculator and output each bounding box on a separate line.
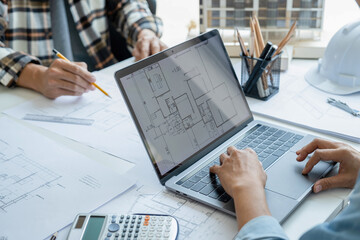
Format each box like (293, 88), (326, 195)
(67, 213), (179, 240)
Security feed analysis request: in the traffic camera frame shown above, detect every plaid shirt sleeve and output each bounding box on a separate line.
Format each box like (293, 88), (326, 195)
(0, 2), (40, 87)
(107, 0), (163, 47)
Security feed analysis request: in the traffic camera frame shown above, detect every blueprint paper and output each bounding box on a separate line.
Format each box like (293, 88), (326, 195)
(241, 60), (360, 143)
(94, 142), (239, 240)
(0, 117), (135, 240)
(55, 183), (239, 240)
(3, 71), (148, 163)
(48, 139), (240, 240)
(99, 184), (239, 240)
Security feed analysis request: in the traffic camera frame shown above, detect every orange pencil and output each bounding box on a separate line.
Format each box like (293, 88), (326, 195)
(52, 49), (111, 99)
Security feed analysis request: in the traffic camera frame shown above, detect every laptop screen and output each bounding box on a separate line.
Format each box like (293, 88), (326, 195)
(116, 30), (252, 180)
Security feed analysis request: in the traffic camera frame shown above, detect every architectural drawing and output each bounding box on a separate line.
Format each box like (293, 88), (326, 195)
(0, 140), (61, 212)
(0, 117), (135, 240)
(116, 183), (238, 240)
(60, 96), (130, 132)
(3, 71), (145, 164)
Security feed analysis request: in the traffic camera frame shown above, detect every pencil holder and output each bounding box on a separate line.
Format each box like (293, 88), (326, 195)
(240, 54), (281, 101)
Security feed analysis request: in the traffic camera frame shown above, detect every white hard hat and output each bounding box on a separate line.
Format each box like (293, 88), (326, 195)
(305, 19), (360, 95)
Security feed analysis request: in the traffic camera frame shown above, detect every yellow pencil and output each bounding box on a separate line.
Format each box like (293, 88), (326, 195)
(52, 49), (111, 99)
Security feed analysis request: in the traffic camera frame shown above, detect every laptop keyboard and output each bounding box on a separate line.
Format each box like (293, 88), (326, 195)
(175, 124), (304, 203)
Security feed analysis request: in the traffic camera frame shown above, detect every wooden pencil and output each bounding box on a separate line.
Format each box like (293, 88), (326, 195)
(253, 16), (265, 52)
(274, 21), (297, 56)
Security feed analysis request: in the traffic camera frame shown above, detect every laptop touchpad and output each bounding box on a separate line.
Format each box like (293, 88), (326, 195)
(265, 151), (332, 200)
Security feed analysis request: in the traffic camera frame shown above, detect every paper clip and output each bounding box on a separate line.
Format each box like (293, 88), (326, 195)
(327, 98), (360, 117)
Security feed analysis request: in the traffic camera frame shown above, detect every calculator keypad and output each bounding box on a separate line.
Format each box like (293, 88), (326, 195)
(104, 214), (176, 240)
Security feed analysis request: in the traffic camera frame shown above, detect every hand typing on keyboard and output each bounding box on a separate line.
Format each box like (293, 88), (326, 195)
(210, 146), (266, 197)
(209, 139), (360, 233)
(209, 146), (271, 230)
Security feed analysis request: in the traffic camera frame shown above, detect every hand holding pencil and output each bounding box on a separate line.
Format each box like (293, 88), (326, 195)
(16, 51), (101, 99)
(53, 49), (111, 98)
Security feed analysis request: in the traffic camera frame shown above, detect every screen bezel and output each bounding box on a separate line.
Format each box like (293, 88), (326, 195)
(115, 29), (253, 185)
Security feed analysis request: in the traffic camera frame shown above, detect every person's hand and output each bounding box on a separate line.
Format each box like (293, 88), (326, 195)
(210, 146), (266, 197)
(210, 146), (270, 229)
(17, 60), (96, 99)
(297, 138), (360, 193)
(132, 29), (167, 61)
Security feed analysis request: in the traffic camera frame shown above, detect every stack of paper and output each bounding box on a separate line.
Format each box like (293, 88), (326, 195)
(0, 117), (135, 239)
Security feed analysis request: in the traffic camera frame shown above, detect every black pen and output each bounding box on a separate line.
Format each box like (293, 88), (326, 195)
(244, 42), (273, 93)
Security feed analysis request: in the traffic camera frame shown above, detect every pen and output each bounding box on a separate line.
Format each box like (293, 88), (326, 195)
(327, 98), (360, 117)
(50, 231), (58, 240)
(256, 45), (276, 95)
(244, 42), (273, 94)
(52, 49), (112, 99)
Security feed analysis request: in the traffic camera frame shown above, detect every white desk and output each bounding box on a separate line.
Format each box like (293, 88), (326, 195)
(0, 59), (356, 240)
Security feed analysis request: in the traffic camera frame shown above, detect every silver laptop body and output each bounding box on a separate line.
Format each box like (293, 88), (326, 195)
(115, 30), (334, 223)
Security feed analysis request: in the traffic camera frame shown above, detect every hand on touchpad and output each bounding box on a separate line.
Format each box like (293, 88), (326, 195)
(265, 151), (333, 200)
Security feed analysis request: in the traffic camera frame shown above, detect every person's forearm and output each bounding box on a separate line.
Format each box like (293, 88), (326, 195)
(233, 184), (271, 230)
(17, 63), (46, 92)
(0, 51), (42, 87)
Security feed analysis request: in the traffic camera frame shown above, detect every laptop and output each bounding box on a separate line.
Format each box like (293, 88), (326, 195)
(114, 30), (334, 223)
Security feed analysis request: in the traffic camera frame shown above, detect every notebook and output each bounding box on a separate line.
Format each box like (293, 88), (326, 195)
(114, 30), (335, 223)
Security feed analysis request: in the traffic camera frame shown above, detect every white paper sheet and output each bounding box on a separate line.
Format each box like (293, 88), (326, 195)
(239, 60), (360, 143)
(3, 71), (148, 163)
(0, 117), (135, 240)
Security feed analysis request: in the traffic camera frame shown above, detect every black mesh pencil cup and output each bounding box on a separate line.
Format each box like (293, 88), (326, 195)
(240, 53), (281, 101)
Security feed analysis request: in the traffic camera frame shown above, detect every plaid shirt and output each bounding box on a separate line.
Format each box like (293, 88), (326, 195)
(0, 0), (163, 87)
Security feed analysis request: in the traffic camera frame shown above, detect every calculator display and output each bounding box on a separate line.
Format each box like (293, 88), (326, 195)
(81, 216), (105, 240)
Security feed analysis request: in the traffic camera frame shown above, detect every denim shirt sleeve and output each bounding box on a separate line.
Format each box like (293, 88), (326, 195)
(235, 173), (360, 240)
(300, 173), (360, 240)
(234, 215), (289, 240)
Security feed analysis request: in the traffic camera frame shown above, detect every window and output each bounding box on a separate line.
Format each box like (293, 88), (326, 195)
(197, 0), (360, 58)
(156, 0), (359, 58)
(212, 0), (220, 8)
